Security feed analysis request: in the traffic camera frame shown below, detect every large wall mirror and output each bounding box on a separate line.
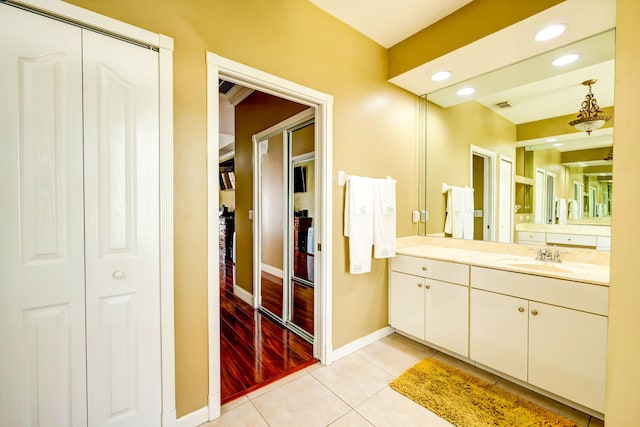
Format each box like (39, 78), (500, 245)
(420, 25), (615, 250)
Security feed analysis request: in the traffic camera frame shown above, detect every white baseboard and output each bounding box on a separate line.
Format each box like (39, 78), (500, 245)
(175, 406), (208, 427)
(330, 326), (395, 363)
(162, 410), (177, 427)
(261, 263), (283, 278)
(233, 284), (255, 307)
(208, 393), (221, 420)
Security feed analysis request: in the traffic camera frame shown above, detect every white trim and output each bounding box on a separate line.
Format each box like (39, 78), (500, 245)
(253, 109), (315, 141)
(260, 263), (284, 279)
(8, 1), (176, 425)
(330, 326), (396, 363)
(498, 155), (515, 244)
(14, 0), (162, 47)
(175, 406), (209, 427)
(206, 52), (333, 421)
(233, 284), (255, 307)
(206, 53), (222, 422)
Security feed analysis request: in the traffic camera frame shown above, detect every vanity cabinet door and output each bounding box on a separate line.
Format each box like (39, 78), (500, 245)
(470, 289), (528, 381)
(425, 279), (469, 357)
(389, 271), (425, 340)
(528, 302), (607, 413)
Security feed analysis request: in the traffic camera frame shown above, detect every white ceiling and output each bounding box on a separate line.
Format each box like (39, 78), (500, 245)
(308, 0), (472, 48)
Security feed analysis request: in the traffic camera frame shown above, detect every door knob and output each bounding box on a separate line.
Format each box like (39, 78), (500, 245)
(425, 284), (431, 289)
(113, 271), (125, 280)
(531, 309), (538, 316)
(417, 283), (423, 287)
(421, 266), (427, 271)
(518, 306), (525, 313)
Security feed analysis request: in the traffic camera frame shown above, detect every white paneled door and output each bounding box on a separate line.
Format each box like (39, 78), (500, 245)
(0, 4), (161, 427)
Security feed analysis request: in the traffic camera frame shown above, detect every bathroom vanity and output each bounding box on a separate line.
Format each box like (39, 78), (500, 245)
(389, 237), (609, 416)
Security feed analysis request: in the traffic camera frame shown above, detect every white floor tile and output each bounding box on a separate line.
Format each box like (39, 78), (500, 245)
(356, 386), (455, 427)
(355, 335), (435, 377)
(200, 401), (268, 427)
(329, 410), (374, 426)
(311, 353), (394, 407)
(250, 374), (350, 427)
(246, 362), (320, 400)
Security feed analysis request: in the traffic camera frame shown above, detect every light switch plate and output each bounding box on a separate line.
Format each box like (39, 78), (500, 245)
(412, 210), (420, 223)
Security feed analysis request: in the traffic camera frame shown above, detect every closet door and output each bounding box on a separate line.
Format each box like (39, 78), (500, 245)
(82, 30), (162, 426)
(0, 5), (87, 427)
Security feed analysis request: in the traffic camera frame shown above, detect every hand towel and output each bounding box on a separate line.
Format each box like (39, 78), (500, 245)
(451, 187), (465, 239)
(373, 178), (396, 258)
(556, 198), (568, 225)
(344, 175), (374, 274)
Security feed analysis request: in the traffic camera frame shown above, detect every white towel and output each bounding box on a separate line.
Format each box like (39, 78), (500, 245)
(344, 175), (374, 274)
(373, 178), (396, 258)
(556, 198), (568, 225)
(444, 187), (465, 238)
(463, 187), (475, 240)
(568, 199), (578, 219)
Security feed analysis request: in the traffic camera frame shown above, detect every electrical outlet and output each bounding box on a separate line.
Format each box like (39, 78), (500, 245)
(421, 210), (428, 222)
(412, 210), (420, 223)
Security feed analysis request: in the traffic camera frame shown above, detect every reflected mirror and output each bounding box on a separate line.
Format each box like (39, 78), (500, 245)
(421, 27), (614, 250)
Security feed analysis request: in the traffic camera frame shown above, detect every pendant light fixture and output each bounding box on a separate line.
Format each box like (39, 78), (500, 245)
(569, 79), (611, 135)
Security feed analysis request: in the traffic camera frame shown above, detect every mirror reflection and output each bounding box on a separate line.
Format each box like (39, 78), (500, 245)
(422, 29), (614, 251)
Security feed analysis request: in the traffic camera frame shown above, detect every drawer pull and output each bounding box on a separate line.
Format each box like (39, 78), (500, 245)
(518, 306), (525, 313)
(418, 283), (423, 288)
(421, 266), (427, 271)
(531, 309), (539, 316)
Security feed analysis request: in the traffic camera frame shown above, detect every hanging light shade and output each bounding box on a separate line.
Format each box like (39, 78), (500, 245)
(569, 79), (612, 135)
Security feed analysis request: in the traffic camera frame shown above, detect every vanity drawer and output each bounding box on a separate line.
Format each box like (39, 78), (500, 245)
(517, 231), (546, 243)
(471, 266), (608, 315)
(596, 236), (611, 250)
(546, 233), (597, 247)
(391, 255), (469, 285)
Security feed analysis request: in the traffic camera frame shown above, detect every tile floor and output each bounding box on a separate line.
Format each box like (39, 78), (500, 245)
(202, 333), (605, 427)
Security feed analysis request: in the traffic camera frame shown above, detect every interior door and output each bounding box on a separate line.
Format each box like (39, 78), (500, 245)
(0, 6), (88, 426)
(288, 122), (315, 339)
(82, 30), (162, 427)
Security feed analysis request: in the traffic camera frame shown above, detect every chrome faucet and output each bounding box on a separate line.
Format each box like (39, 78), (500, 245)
(535, 248), (564, 263)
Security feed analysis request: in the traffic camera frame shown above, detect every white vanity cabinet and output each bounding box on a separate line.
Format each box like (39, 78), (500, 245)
(470, 266), (608, 413)
(389, 256), (469, 357)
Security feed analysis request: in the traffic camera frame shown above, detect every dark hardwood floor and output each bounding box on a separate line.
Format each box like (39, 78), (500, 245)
(220, 260), (316, 403)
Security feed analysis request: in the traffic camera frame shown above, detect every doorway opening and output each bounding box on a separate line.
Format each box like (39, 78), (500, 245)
(207, 53), (333, 418)
(470, 146), (496, 241)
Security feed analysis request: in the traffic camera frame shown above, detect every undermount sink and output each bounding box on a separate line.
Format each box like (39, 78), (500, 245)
(499, 259), (588, 274)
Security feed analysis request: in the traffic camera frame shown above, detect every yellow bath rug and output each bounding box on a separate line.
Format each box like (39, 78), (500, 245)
(390, 358), (577, 427)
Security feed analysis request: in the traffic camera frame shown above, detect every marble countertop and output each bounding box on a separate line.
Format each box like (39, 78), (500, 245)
(515, 223), (611, 237)
(395, 236), (610, 286)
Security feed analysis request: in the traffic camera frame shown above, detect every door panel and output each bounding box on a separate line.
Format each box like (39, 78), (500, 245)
(0, 5), (87, 426)
(82, 30), (161, 427)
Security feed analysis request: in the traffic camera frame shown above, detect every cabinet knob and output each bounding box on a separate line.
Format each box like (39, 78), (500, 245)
(518, 306), (525, 313)
(531, 309), (538, 316)
(112, 270), (125, 280)
(425, 284), (431, 289)
(421, 266), (427, 271)
(417, 283), (423, 288)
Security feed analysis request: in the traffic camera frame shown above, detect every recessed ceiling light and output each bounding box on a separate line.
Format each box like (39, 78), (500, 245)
(457, 87), (475, 96)
(431, 70), (452, 82)
(552, 143), (564, 147)
(546, 138), (558, 142)
(552, 53), (580, 67)
(535, 24), (567, 41)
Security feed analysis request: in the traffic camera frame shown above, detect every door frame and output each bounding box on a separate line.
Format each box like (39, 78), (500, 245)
(498, 155), (515, 243)
(206, 53), (333, 420)
(7, 0), (176, 425)
(470, 145), (496, 241)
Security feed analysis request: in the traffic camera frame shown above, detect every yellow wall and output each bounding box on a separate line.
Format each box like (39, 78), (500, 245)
(425, 100), (516, 235)
(66, 0), (419, 416)
(606, 2), (640, 423)
(235, 91), (307, 290)
(388, 0), (563, 78)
